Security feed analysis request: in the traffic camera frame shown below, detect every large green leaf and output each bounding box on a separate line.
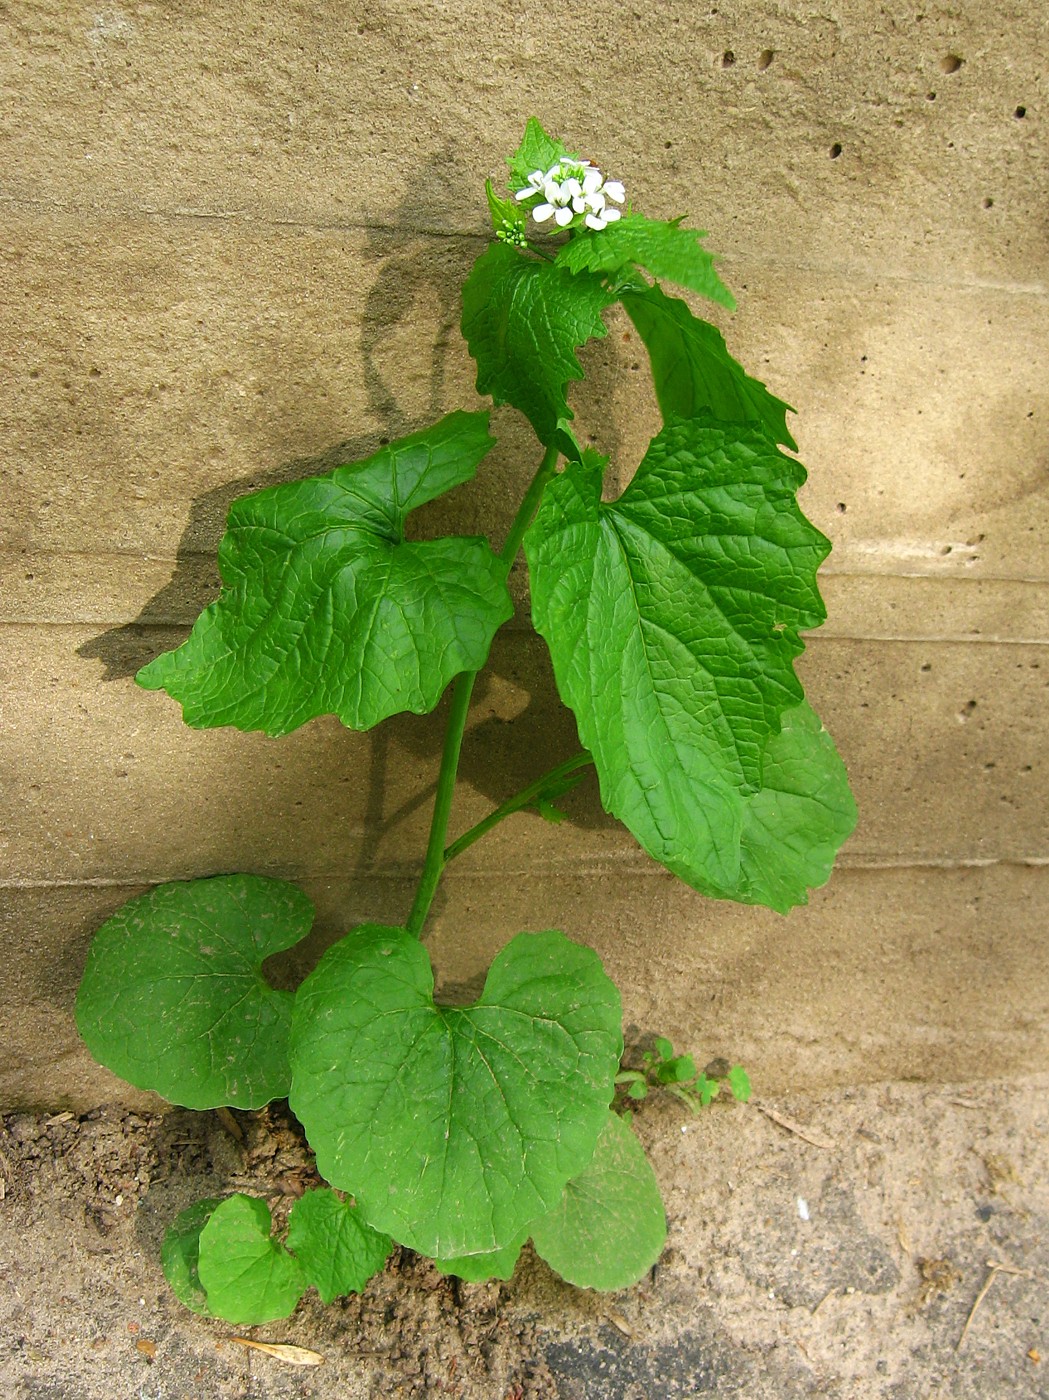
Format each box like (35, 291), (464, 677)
(285, 1188), (392, 1303)
(525, 420), (836, 904)
(197, 1195), (305, 1325)
(623, 283), (797, 450)
(558, 214), (735, 310)
(161, 1198), (222, 1316)
(76, 874), (312, 1109)
(433, 1234), (527, 1282)
(137, 411), (511, 736)
(735, 700), (857, 912)
(290, 926), (622, 1260)
(531, 1112), (666, 1290)
(461, 242), (615, 444)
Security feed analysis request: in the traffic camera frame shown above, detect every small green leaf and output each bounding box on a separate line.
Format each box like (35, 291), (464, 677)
(433, 1235), (527, 1282)
(526, 419), (837, 906)
(506, 117), (572, 193)
(486, 179), (528, 246)
(627, 1080), (648, 1101)
(285, 1189), (392, 1303)
(137, 412), (512, 736)
(461, 243), (615, 444)
(531, 1113), (666, 1291)
(290, 926), (622, 1259)
(658, 1054), (697, 1085)
(161, 1199), (222, 1316)
(623, 283), (797, 450)
(695, 1074), (718, 1107)
(558, 214), (735, 309)
(727, 1065), (752, 1102)
(653, 1036), (674, 1062)
(197, 1195), (305, 1325)
(76, 874), (312, 1109)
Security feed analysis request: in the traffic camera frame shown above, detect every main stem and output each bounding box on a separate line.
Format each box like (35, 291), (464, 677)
(404, 439), (562, 938)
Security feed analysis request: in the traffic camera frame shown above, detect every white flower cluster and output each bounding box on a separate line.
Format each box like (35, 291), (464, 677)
(515, 158), (625, 232)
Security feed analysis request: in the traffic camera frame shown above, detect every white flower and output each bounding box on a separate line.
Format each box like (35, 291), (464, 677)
(514, 155), (626, 234)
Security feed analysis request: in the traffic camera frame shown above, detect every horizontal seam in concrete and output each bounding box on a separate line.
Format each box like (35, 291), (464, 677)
(6, 550), (1049, 588)
(1, 193), (1046, 298)
(6, 621), (1049, 645)
(3, 858), (1047, 890)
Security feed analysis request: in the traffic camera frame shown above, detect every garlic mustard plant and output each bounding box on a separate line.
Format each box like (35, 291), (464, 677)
(75, 119), (856, 1323)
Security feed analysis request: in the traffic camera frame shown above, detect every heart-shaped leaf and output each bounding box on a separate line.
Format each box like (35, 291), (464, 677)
(290, 926), (622, 1260)
(137, 411), (512, 736)
(531, 1112), (666, 1290)
(525, 420), (834, 904)
(197, 1195), (306, 1325)
(285, 1189), (392, 1303)
(461, 243), (615, 444)
(623, 283), (797, 449)
(76, 874), (312, 1109)
(161, 1198), (222, 1315)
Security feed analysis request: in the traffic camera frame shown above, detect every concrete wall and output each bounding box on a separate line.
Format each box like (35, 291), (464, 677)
(2, 1), (1046, 1108)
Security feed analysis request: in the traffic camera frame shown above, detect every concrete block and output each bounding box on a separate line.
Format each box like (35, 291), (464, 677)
(2, 862), (1045, 1108)
(1, 2), (1045, 282)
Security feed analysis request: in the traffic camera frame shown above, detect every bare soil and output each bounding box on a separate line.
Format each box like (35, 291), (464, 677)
(1, 1077), (1047, 1399)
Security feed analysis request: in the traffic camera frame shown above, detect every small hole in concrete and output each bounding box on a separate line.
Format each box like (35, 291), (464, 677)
(757, 49), (774, 70)
(1014, 105), (1027, 118)
(926, 90), (936, 100)
(829, 142), (843, 158)
(982, 197), (994, 208)
(940, 54), (963, 73)
(722, 50), (736, 67)
(920, 663), (932, 673)
(835, 502), (847, 513)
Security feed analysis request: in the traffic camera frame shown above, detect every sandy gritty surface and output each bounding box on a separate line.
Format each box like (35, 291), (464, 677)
(1, 1076), (1046, 1399)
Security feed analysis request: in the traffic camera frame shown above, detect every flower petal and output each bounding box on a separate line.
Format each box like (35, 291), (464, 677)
(554, 206), (575, 226)
(532, 203), (556, 223)
(603, 206), (622, 223)
(603, 181), (626, 203)
(582, 169), (604, 195)
(585, 212), (606, 230)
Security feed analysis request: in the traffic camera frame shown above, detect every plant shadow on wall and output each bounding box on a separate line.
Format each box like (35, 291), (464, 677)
(74, 120), (857, 1322)
(75, 147), (619, 912)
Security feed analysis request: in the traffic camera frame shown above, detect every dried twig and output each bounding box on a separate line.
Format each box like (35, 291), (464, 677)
(955, 1262), (1032, 1352)
(214, 1106), (244, 1142)
(757, 1103), (837, 1151)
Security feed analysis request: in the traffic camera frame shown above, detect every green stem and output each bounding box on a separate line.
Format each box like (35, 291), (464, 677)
(443, 752), (593, 864)
(405, 439), (562, 938)
(405, 670), (476, 937)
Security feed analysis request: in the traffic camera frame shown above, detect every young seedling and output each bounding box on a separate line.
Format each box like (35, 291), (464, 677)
(76, 119), (856, 1322)
(616, 1040), (753, 1112)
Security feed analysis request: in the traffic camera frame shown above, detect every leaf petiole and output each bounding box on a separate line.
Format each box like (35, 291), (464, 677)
(443, 752), (593, 865)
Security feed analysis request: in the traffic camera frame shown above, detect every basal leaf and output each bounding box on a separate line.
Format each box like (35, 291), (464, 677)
(76, 874), (312, 1109)
(558, 214), (735, 309)
(290, 926), (622, 1260)
(137, 411), (512, 736)
(734, 700), (858, 912)
(623, 283), (797, 450)
(531, 1112), (666, 1290)
(506, 117), (572, 193)
(197, 1195), (305, 1325)
(285, 1188), (392, 1304)
(525, 418), (835, 905)
(161, 1198), (222, 1316)
(461, 242), (615, 444)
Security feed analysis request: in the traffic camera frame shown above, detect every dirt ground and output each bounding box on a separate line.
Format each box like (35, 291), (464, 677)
(1, 1076), (1046, 1400)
